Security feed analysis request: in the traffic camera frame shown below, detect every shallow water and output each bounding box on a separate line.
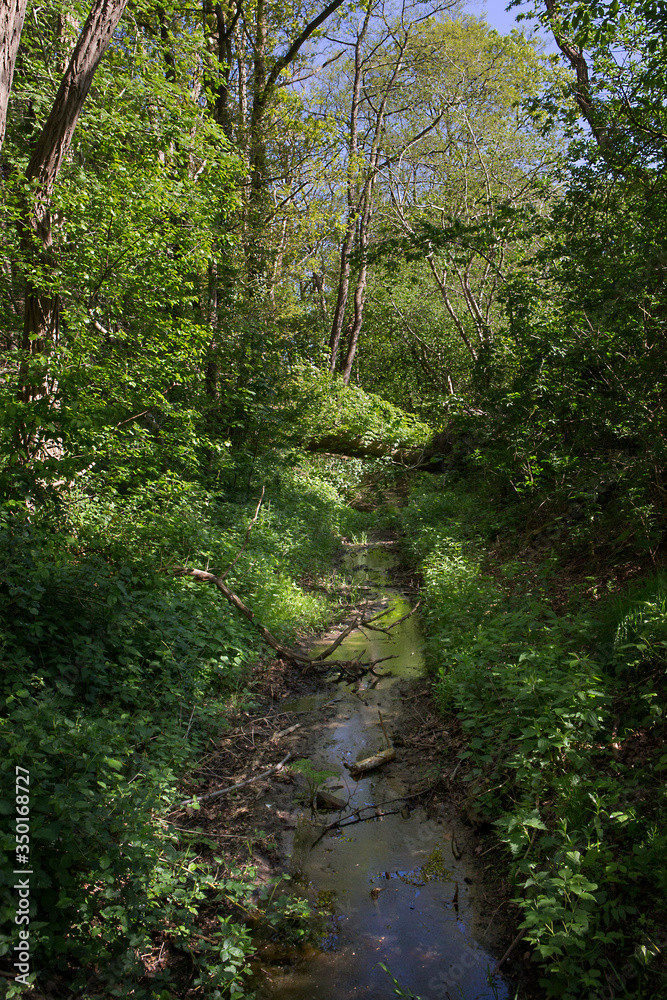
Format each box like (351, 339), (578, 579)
(257, 544), (511, 1000)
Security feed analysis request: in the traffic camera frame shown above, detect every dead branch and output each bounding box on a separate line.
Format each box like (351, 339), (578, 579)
(310, 606), (393, 662)
(360, 623), (391, 635)
(310, 613), (368, 661)
(369, 654), (398, 674)
(493, 928), (526, 974)
(175, 567), (313, 662)
(345, 747), (396, 778)
(326, 653), (397, 682)
(270, 722), (301, 741)
(360, 602), (420, 635)
(311, 787), (435, 846)
(175, 566), (397, 668)
(175, 752), (291, 810)
(387, 600), (421, 629)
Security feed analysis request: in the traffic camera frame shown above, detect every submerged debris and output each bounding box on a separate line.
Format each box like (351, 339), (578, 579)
(345, 746), (396, 778)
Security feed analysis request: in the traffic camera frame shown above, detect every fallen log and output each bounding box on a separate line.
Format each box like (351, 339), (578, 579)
(306, 438), (443, 472)
(345, 746), (396, 778)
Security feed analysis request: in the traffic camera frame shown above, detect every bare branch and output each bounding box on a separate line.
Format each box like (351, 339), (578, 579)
(175, 753), (291, 810)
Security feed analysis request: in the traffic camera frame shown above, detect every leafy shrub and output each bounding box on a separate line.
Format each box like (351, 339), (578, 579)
(282, 366), (432, 452)
(0, 452), (377, 995)
(401, 476), (667, 999)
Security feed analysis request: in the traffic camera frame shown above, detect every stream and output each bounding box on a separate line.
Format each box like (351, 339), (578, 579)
(256, 544), (512, 1000)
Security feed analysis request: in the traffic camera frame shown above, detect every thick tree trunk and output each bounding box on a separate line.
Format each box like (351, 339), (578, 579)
(19, 0), (129, 396)
(328, 223), (356, 370)
(214, 1), (239, 136)
(24, 0), (129, 196)
(0, 0), (29, 156)
(158, 6), (176, 83)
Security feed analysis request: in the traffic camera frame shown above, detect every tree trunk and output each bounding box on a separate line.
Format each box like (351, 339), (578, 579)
(328, 5), (371, 372)
(340, 256), (368, 385)
(0, 0), (28, 156)
(18, 0), (129, 404)
(250, 0), (267, 194)
(158, 6), (176, 83)
(313, 271), (328, 318)
(341, 162), (377, 384)
(330, 7), (407, 375)
(328, 222), (356, 370)
(542, 0), (609, 150)
(214, 1), (239, 136)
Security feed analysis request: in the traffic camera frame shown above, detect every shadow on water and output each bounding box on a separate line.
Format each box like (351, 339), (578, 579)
(256, 544), (512, 1000)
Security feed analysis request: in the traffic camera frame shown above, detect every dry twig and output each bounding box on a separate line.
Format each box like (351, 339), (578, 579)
(174, 753), (291, 810)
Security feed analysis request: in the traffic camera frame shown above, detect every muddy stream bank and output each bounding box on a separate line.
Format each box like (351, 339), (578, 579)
(251, 543), (513, 1000)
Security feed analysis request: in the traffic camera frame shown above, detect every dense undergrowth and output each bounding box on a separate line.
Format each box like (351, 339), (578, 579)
(401, 477), (667, 1000)
(0, 453), (377, 999)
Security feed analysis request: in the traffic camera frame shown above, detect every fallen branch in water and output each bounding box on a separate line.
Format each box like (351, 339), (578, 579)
(311, 606), (394, 662)
(360, 601), (421, 636)
(326, 653), (397, 683)
(345, 747), (396, 778)
(370, 655), (397, 675)
(173, 498), (408, 668)
(311, 787), (436, 846)
(175, 753), (292, 810)
(386, 600), (421, 628)
(174, 566), (397, 669)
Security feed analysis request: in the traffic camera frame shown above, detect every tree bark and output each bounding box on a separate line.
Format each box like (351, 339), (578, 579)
(542, 0), (609, 150)
(329, 220), (356, 370)
(328, 5), (371, 372)
(0, 0), (29, 156)
(24, 0), (129, 197)
(18, 0), (129, 402)
(214, 1), (240, 136)
(340, 260), (367, 384)
(158, 6), (176, 83)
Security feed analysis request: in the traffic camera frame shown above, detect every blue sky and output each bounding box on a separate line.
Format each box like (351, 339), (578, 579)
(477, 0), (525, 33)
(473, 1), (558, 51)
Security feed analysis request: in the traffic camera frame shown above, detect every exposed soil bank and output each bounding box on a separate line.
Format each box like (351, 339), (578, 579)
(249, 543), (513, 1000)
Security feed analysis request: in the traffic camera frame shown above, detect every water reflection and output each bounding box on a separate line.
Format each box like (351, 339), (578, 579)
(256, 544), (511, 1000)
